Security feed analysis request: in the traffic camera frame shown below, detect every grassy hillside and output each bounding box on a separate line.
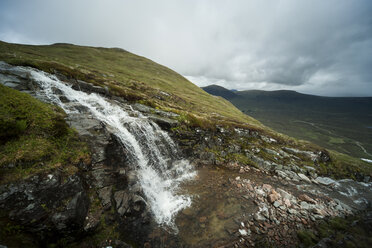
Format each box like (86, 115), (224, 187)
(1, 41), (370, 180)
(0, 84), (89, 183)
(0, 41), (261, 129)
(203, 86), (372, 160)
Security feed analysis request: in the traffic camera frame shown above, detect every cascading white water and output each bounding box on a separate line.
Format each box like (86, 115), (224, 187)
(12, 66), (196, 230)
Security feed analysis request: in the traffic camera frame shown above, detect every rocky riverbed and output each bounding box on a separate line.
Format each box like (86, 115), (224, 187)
(169, 162), (372, 247)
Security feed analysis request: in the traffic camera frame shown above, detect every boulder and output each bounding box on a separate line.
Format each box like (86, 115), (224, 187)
(0, 173), (89, 240)
(276, 188), (293, 200)
(262, 184), (273, 192)
(132, 103), (179, 118)
(298, 173), (311, 183)
(282, 147), (317, 161)
(298, 194), (316, 204)
(114, 190), (131, 216)
(268, 191), (280, 204)
(148, 115), (178, 129)
(98, 186), (112, 208)
(315, 177), (337, 186)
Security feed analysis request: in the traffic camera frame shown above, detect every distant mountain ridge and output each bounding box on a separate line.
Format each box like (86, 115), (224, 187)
(203, 86), (372, 113)
(201, 84), (238, 99)
(203, 85), (372, 159)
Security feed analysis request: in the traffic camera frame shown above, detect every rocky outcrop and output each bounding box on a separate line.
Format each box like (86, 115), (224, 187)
(0, 172), (89, 241)
(0, 66), (163, 247)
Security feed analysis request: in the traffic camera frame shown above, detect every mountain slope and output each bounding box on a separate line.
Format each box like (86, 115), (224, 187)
(201, 84), (237, 99)
(1, 42), (372, 248)
(203, 86), (372, 159)
(0, 41), (261, 129)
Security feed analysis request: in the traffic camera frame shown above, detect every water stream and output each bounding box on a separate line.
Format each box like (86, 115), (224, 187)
(5, 64), (196, 230)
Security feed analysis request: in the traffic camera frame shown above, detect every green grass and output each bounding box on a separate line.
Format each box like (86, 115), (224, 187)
(0, 41), (262, 130)
(298, 215), (372, 248)
(319, 150), (372, 180)
(0, 84), (89, 183)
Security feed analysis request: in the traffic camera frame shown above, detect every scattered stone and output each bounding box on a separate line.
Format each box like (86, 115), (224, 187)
(276, 188), (293, 200)
(262, 184), (273, 192)
(246, 183), (254, 191)
(283, 198), (291, 207)
(298, 173), (311, 183)
(98, 186), (112, 208)
(276, 170), (288, 178)
(199, 216), (207, 223)
(298, 194), (316, 204)
(114, 190), (130, 216)
(254, 213), (266, 221)
(315, 177), (337, 186)
(300, 201), (312, 210)
(268, 191), (280, 204)
(287, 209), (298, 215)
(239, 229), (250, 236)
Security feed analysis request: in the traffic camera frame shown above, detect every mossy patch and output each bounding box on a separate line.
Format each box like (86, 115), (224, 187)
(298, 215), (372, 248)
(0, 84), (89, 183)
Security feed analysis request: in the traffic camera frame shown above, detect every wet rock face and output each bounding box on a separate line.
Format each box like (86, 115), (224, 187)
(171, 127), (252, 165)
(0, 67), (159, 246)
(0, 173), (89, 241)
(66, 105), (153, 245)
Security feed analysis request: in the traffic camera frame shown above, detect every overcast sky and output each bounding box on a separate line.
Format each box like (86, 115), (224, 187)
(1, 0), (372, 96)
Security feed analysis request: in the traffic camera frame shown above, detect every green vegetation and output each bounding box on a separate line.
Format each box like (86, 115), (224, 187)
(0, 84), (89, 183)
(318, 150), (372, 180)
(0, 217), (37, 248)
(0, 41), (262, 130)
(298, 215), (372, 248)
(203, 86), (372, 160)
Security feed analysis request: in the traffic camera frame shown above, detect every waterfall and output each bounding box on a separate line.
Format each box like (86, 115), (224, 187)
(6, 64), (196, 230)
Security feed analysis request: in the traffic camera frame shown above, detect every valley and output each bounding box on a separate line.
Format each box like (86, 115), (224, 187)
(203, 85), (372, 161)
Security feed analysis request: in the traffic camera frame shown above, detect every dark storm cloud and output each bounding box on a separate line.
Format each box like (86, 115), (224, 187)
(1, 0), (372, 96)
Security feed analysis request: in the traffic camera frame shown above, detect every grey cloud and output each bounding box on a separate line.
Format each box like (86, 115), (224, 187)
(0, 0), (371, 96)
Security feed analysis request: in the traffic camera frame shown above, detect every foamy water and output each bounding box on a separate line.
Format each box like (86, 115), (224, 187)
(8, 65), (195, 231)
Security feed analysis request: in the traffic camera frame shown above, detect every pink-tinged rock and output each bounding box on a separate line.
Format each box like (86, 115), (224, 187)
(199, 216), (207, 223)
(284, 198), (291, 207)
(268, 193), (280, 204)
(262, 184), (273, 192)
(301, 219), (308, 225)
(298, 194), (316, 204)
(312, 208), (326, 216)
(246, 183), (254, 191)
